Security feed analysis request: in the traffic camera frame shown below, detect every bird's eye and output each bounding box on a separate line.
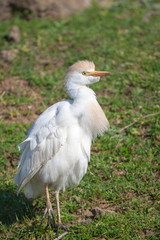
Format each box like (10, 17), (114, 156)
(82, 72), (87, 75)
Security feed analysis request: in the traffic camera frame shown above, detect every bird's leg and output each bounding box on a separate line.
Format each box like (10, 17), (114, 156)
(55, 191), (62, 226)
(39, 185), (56, 229)
(55, 191), (68, 233)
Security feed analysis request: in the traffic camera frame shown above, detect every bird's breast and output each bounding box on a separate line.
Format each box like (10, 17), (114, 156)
(79, 100), (109, 139)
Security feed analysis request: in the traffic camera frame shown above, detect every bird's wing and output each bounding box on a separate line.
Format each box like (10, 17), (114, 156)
(14, 101), (70, 194)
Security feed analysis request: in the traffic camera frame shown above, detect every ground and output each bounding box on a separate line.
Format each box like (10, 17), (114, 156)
(0, 0), (160, 239)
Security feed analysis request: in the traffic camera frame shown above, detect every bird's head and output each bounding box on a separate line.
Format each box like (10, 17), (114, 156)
(66, 60), (111, 87)
(65, 60), (111, 99)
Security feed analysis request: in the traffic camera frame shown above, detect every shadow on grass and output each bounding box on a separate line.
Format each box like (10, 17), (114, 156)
(0, 184), (34, 225)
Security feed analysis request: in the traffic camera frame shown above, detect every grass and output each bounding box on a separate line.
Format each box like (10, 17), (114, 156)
(0, 0), (160, 239)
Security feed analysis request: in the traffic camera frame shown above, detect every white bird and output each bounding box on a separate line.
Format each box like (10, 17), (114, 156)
(14, 60), (111, 231)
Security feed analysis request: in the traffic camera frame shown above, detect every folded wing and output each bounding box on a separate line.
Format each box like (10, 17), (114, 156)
(14, 101), (69, 194)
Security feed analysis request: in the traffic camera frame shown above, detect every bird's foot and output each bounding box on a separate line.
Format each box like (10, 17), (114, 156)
(39, 206), (56, 229)
(56, 223), (68, 237)
(57, 224), (68, 231)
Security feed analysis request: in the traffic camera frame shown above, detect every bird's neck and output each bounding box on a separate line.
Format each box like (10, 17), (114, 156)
(67, 85), (109, 139)
(65, 83), (109, 139)
(65, 83), (96, 101)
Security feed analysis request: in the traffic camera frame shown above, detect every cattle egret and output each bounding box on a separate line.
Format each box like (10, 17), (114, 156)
(14, 60), (111, 231)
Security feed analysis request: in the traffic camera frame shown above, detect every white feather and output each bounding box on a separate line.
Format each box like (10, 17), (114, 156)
(14, 60), (109, 199)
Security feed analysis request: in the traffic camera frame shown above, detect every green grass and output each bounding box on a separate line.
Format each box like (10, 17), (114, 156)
(0, 0), (160, 239)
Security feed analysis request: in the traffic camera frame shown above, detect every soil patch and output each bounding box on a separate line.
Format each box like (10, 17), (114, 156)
(0, 77), (45, 124)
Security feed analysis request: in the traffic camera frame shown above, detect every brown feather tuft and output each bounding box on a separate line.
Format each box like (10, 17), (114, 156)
(67, 60), (95, 74)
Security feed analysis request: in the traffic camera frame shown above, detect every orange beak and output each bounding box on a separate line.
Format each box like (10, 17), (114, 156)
(86, 71), (112, 77)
